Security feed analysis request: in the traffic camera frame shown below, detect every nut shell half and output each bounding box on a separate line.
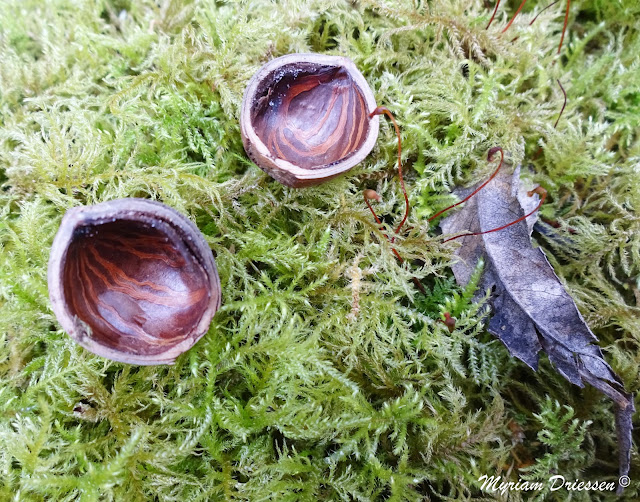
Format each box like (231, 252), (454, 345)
(48, 199), (221, 365)
(241, 53), (379, 188)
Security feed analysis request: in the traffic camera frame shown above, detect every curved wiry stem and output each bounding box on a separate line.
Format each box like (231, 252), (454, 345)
(489, 0), (571, 55)
(364, 108), (426, 294)
(442, 186), (547, 243)
(554, 79), (567, 128)
(532, 79), (567, 160)
(529, 0), (559, 26)
(428, 147), (504, 223)
(486, 0), (502, 29)
(369, 106), (410, 238)
(364, 191), (426, 294)
(501, 0), (528, 33)
(558, 0), (571, 54)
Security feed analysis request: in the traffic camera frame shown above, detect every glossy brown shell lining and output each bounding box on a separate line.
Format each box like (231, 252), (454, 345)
(48, 199), (221, 365)
(241, 53), (379, 188)
(251, 63), (370, 170)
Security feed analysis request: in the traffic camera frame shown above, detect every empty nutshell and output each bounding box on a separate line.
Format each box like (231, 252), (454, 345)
(240, 53), (380, 188)
(47, 198), (221, 365)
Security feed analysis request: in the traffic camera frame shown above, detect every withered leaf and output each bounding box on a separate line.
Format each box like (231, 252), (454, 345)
(440, 163), (634, 490)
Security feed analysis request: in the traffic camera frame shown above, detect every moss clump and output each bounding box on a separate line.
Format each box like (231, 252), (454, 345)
(1, 0), (638, 500)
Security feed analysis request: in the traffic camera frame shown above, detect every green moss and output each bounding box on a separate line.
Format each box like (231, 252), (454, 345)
(1, 0), (638, 500)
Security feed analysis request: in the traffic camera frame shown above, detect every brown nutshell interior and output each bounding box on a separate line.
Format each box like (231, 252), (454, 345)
(251, 63), (370, 170)
(62, 219), (211, 356)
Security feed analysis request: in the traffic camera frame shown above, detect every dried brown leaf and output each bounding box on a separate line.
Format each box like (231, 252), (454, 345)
(440, 162), (634, 490)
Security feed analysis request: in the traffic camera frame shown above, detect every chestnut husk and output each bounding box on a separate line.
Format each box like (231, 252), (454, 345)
(48, 198), (221, 365)
(241, 53), (379, 188)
